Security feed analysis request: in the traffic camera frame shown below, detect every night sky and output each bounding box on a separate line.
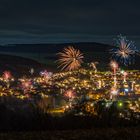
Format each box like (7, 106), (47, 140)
(0, 0), (140, 45)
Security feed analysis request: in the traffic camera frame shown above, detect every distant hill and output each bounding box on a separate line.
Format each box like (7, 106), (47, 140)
(0, 42), (114, 71)
(0, 42), (113, 53)
(0, 42), (140, 71)
(0, 54), (46, 76)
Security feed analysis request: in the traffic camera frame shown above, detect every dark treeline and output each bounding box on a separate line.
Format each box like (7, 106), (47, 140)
(0, 97), (139, 131)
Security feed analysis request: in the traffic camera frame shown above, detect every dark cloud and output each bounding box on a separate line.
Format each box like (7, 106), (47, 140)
(0, 0), (140, 43)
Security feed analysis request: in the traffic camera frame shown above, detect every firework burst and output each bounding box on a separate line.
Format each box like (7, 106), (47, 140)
(64, 89), (75, 99)
(110, 60), (118, 70)
(110, 35), (138, 65)
(20, 79), (32, 92)
(57, 46), (84, 71)
(3, 71), (12, 80)
(40, 70), (53, 79)
(89, 61), (98, 72)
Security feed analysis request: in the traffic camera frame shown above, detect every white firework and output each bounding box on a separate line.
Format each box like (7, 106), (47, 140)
(111, 35), (138, 65)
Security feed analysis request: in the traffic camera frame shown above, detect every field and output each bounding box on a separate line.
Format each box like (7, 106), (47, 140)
(0, 128), (139, 140)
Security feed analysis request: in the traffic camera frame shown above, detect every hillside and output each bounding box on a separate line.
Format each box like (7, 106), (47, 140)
(0, 42), (113, 53)
(0, 54), (46, 76)
(0, 42), (140, 71)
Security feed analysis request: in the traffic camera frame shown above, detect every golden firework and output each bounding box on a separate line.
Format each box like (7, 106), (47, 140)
(57, 46), (84, 71)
